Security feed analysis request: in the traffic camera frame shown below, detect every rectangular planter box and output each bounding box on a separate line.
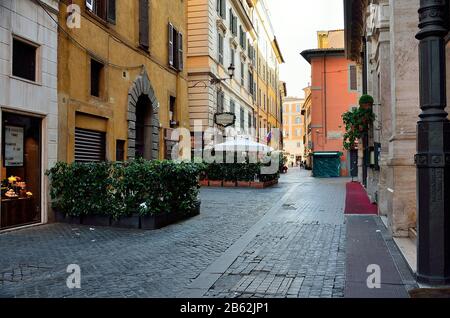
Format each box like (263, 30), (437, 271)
(250, 181), (265, 189)
(141, 213), (169, 230)
(66, 216), (82, 225)
(54, 209), (66, 223)
(237, 181), (251, 188)
(199, 179), (209, 187)
(250, 180), (279, 189)
(209, 180), (223, 187)
(54, 210), (82, 225)
(141, 201), (201, 230)
(184, 201), (201, 218)
(111, 214), (140, 229)
(223, 181), (236, 187)
(82, 215), (111, 227)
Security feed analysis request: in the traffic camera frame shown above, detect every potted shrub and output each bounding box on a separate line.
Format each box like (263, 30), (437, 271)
(223, 164), (237, 187)
(206, 163), (223, 187)
(236, 163), (251, 187)
(359, 94), (374, 110)
(199, 170), (209, 187)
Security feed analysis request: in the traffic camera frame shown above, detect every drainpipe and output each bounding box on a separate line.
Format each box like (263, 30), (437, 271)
(415, 0), (450, 285)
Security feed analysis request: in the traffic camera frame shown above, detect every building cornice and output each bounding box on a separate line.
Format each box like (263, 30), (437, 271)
(344, 0), (369, 62)
(300, 48), (345, 64)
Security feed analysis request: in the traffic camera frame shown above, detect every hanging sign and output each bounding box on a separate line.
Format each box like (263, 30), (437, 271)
(214, 112), (236, 128)
(4, 125), (24, 167)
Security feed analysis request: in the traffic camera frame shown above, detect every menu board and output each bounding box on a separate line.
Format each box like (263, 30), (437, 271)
(4, 126), (24, 167)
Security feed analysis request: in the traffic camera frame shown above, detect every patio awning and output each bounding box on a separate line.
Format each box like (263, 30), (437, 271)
(213, 136), (274, 153)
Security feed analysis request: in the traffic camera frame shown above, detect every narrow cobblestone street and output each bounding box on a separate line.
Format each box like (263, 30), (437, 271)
(0, 168), (351, 298)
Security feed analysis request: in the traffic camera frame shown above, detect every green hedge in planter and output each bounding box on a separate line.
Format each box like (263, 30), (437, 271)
(46, 160), (205, 220)
(46, 162), (112, 218)
(203, 162), (278, 183)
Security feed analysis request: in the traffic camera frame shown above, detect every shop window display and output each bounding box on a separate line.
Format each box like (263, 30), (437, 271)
(1, 113), (41, 230)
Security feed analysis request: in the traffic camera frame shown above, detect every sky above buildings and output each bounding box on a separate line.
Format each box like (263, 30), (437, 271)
(266, 0), (344, 98)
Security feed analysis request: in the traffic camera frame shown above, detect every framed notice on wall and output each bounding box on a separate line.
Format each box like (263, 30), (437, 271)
(4, 125), (24, 167)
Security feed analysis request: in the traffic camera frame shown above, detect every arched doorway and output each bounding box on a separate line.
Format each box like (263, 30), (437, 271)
(135, 95), (153, 159)
(127, 70), (160, 160)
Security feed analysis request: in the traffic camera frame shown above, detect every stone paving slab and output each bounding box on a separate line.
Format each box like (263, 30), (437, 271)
(344, 215), (414, 298)
(204, 173), (348, 298)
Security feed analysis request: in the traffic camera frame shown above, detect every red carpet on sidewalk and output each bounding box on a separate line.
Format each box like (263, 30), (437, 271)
(345, 182), (378, 215)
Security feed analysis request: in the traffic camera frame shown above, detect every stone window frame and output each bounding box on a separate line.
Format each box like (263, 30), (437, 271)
(10, 34), (42, 85)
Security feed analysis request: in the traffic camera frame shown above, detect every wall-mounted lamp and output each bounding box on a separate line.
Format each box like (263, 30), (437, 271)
(211, 63), (235, 84)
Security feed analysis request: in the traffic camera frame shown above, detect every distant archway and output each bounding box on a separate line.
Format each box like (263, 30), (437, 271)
(127, 70), (160, 160)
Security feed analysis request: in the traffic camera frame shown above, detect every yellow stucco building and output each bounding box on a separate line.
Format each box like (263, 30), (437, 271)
(186, 0), (284, 149)
(302, 87), (312, 168)
(282, 97), (304, 166)
(58, 0), (190, 163)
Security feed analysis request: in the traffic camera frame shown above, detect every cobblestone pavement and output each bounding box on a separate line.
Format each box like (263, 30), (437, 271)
(204, 170), (347, 298)
(0, 178), (291, 298)
(0, 168), (348, 298)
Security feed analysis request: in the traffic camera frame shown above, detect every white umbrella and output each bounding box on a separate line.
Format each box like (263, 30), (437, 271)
(213, 136), (274, 153)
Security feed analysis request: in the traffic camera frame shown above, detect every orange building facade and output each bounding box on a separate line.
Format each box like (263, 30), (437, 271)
(301, 31), (360, 177)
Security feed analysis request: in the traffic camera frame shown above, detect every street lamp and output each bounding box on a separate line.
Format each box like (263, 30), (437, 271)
(211, 63), (235, 85)
(415, 0), (450, 285)
(227, 64), (235, 80)
(189, 63), (236, 88)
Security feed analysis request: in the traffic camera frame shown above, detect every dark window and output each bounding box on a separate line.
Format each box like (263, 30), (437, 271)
(240, 107), (245, 130)
(90, 59), (104, 97)
(240, 26), (246, 48)
(216, 0), (226, 19)
(169, 96), (177, 127)
(230, 99), (235, 114)
(229, 10), (237, 36)
(106, 0), (116, 23)
(88, 0), (115, 23)
(218, 33), (224, 65)
(12, 38), (37, 82)
(75, 128), (106, 162)
(241, 62), (245, 86)
(248, 70), (252, 93)
(217, 91), (224, 113)
(169, 23), (183, 71)
(139, 0), (149, 49)
(116, 140), (125, 161)
(349, 65), (358, 91)
(248, 112), (252, 130)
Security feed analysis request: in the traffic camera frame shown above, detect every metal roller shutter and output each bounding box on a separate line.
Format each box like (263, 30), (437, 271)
(75, 128), (106, 162)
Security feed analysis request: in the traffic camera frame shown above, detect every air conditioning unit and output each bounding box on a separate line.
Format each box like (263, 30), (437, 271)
(86, 0), (94, 11)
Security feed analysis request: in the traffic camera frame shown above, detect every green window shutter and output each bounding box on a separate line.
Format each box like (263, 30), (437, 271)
(168, 23), (174, 66)
(107, 0), (116, 24)
(139, 0), (149, 49)
(178, 32), (183, 71)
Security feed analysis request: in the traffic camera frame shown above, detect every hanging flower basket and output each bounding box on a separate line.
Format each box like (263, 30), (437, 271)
(342, 97), (375, 151)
